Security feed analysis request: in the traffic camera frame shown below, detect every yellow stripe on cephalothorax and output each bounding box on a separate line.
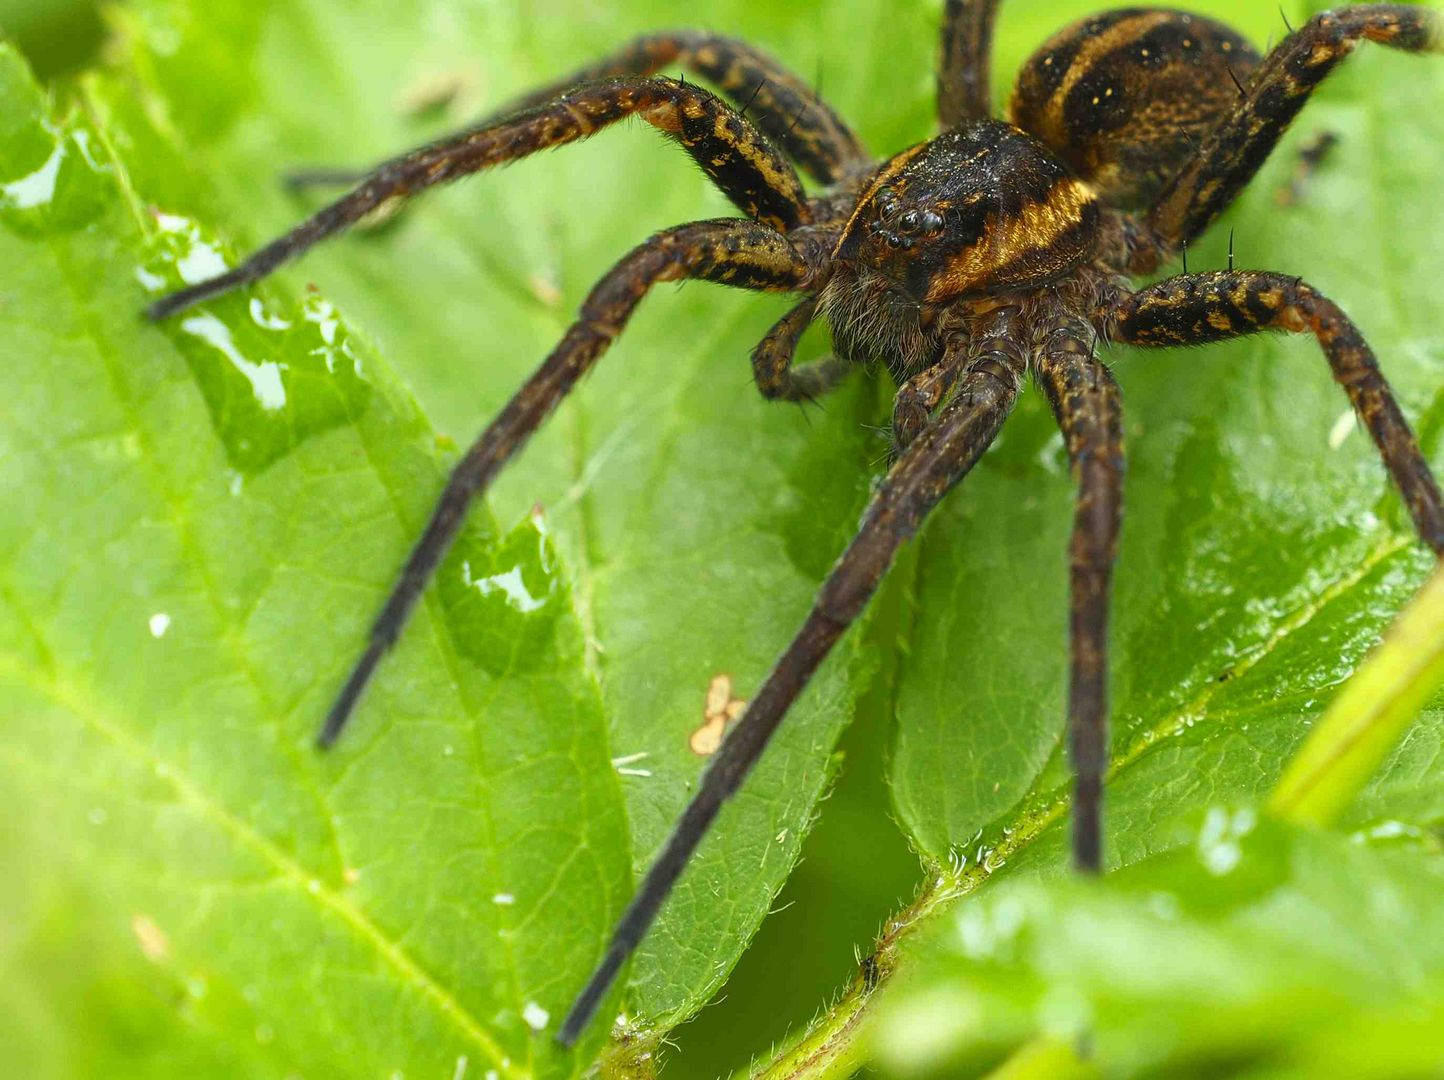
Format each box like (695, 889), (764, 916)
(924, 176), (1097, 303)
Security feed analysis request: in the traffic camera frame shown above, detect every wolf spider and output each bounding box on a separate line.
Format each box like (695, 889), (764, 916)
(148, 1), (1444, 1047)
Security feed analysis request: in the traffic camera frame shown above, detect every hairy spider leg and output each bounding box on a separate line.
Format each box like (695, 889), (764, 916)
(1036, 323), (1124, 872)
(1106, 271), (1444, 555)
(283, 31), (869, 192)
(145, 76), (809, 320)
(317, 220), (813, 746)
(938, 0), (1005, 127)
(473, 31), (869, 184)
(559, 304), (1029, 1046)
(751, 295), (853, 402)
(892, 337), (974, 454)
(1143, 4), (1442, 260)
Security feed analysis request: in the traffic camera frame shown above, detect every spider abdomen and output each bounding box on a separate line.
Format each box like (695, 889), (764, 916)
(1010, 8), (1261, 207)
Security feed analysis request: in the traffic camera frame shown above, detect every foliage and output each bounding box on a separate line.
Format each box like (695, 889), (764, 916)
(2, 1), (1443, 1077)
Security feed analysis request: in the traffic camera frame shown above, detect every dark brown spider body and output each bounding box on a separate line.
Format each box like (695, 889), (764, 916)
(1012, 9), (1261, 206)
(144, 1), (1444, 1048)
(823, 122), (1101, 379)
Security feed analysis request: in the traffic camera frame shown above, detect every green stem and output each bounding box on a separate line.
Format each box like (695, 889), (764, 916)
(743, 991), (869, 1080)
(1270, 557), (1444, 827)
(744, 793), (1071, 1080)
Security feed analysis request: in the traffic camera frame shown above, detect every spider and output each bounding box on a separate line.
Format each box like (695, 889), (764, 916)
(147, 0), (1444, 1048)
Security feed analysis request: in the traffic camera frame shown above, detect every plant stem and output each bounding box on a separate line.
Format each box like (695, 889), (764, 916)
(1270, 558), (1444, 827)
(745, 791), (1071, 1080)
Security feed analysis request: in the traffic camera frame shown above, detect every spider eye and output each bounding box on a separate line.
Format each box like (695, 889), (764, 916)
(919, 210), (944, 234)
(877, 187), (898, 215)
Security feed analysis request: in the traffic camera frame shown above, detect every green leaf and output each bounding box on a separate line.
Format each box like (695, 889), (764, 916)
(867, 817), (1444, 1080)
(99, 0), (945, 1029)
(888, 0), (1444, 868)
(12, 0), (1444, 1076)
(0, 44), (630, 1078)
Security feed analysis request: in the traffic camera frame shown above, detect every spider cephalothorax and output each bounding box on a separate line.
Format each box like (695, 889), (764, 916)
(146, 1), (1444, 1047)
(823, 121), (1101, 377)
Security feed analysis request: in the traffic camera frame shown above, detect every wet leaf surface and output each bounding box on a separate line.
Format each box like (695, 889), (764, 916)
(5, 0), (1444, 1076)
(0, 45), (629, 1079)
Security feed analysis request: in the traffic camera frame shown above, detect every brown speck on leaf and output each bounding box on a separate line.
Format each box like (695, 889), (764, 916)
(528, 272), (563, 308)
(690, 674), (747, 755)
(131, 913), (170, 963)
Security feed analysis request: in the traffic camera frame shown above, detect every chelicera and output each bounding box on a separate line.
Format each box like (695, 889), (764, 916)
(147, 1), (1444, 1046)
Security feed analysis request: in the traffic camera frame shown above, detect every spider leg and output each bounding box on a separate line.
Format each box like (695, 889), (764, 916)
(1142, 4), (1441, 264)
(893, 358), (962, 455)
(477, 32), (869, 185)
(558, 305), (1028, 1046)
(938, 0), (1004, 128)
(1035, 320), (1124, 873)
(752, 296), (853, 402)
(282, 32), (868, 190)
(320, 219), (815, 747)
(146, 78), (809, 319)
(1104, 271), (1444, 554)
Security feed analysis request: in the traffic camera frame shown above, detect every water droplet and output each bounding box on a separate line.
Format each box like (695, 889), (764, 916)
(440, 511), (564, 675)
(148, 612), (171, 639)
(144, 217), (374, 473)
(461, 562), (548, 613)
(2, 142), (63, 210)
(522, 1001), (550, 1031)
(250, 297), (292, 331)
(1195, 805), (1257, 876)
(181, 314), (289, 411)
(492, 893), (514, 906)
(135, 266), (167, 292)
(1, 114), (110, 234)
(174, 237), (228, 284)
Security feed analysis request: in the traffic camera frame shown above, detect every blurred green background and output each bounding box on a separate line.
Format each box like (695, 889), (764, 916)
(0, 0), (104, 77)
